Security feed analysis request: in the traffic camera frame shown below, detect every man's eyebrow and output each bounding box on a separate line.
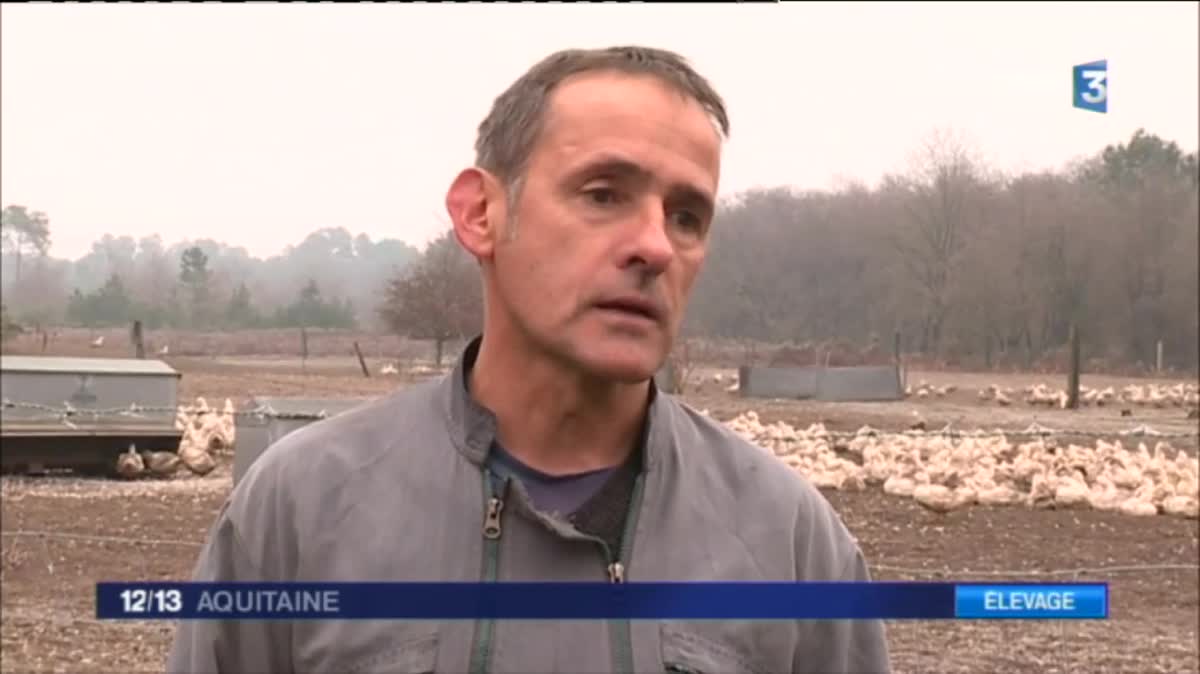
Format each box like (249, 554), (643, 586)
(571, 154), (715, 213)
(670, 184), (715, 217)
(570, 155), (650, 181)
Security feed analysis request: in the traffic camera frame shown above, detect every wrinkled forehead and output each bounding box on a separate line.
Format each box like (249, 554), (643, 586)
(532, 72), (723, 192)
(542, 71), (725, 146)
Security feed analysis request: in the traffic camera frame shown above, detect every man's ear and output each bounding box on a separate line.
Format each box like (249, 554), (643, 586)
(446, 167), (508, 260)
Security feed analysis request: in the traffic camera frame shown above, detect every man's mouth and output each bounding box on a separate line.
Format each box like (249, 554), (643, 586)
(594, 297), (662, 322)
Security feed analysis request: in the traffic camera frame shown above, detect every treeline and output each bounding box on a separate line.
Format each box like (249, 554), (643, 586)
(62, 270), (355, 331)
(372, 129), (1199, 374)
(4, 128), (1198, 373)
(684, 129), (1199, 372)
(0, 224), (419, 331)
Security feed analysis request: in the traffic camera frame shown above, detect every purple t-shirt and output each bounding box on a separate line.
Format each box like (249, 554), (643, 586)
(487, 442), (618, 517)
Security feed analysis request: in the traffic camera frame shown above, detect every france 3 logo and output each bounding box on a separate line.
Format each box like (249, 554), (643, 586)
(1072, 60), (1108, 114)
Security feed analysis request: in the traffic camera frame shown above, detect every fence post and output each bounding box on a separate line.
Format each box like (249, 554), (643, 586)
(131, 320), (145, 359)
(300, 328), (309, 374)
(1156, 339), (1164, 373)
(353, 341), (370, 378)
(893, 331), (905, 389)
(736, 365), (750, 397)
(1067, 323), (1081, 410)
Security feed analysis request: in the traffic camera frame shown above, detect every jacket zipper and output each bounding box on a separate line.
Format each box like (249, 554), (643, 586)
(469, 468), (646, 673)
(606, 473), (646, 674)
(469, 469), (507, 674)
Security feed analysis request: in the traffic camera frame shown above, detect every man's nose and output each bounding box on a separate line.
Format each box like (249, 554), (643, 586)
(621, 203), (675, 274)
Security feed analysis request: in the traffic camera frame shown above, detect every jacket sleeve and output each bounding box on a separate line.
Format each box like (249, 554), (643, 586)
(795, 547), (893, 674)
(164, 500), (292, 674)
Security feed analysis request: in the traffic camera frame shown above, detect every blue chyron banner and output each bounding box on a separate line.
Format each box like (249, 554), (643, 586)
(96, 581), (1109, 620)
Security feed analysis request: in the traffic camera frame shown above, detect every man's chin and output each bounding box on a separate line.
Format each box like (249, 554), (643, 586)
(587, 362), (659, 384)
(570, 341), (666, 384)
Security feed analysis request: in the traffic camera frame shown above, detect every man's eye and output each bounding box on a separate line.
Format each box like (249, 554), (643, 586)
(584, 188), (620, 205)
(670, 210), (704, 233)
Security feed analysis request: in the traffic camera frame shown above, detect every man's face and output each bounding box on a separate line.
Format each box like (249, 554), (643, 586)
(490, 72), (722, 383)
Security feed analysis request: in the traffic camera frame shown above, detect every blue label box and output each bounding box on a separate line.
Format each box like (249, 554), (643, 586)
(1073, 60), (1108, 113)
(955, 584), (1108, 619)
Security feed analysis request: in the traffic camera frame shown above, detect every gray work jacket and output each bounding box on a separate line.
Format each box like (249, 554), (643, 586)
(167, 341), (891, 673)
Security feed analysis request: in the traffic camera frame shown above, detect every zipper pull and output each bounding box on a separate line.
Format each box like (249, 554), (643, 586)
(607, 561), (625, 583)
(483, 496), (504, 539)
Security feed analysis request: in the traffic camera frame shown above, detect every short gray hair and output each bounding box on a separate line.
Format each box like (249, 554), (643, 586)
(474, 46), (731, 206)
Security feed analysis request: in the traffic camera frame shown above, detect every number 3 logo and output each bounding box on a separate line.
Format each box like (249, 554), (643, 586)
(1080, 69), (1107, 104)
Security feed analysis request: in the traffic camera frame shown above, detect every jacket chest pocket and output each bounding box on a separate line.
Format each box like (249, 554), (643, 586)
(660, 625), (764, 674)
(341, 634), (439, 674)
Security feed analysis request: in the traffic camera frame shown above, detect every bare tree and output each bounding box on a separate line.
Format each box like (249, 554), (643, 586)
(378, 231), (482, 367)
(888, 129), (991, 355)
(0, 204), (51, 292)
(665, 337), (699, 394)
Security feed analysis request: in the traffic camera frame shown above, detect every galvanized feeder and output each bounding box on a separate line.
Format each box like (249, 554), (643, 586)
(0, 355), (183, 475)
(234, 396), (372, 485)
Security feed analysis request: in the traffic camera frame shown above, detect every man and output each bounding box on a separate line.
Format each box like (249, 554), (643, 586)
(168, 45), (891, 674)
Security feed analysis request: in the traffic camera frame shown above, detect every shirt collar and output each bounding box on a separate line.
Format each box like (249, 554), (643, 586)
(442, 335), (666, 472)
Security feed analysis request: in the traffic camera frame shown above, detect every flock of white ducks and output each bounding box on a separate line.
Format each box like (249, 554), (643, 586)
(115, 397), (236, 479)
(972, 381), (1199, 409)
(708, 373), (1196, 408)
(378, 362), (443, 377)
(721, 410), (1199, 519)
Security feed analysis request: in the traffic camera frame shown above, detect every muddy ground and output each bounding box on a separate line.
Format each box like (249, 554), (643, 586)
(1, 355), (1197, 673)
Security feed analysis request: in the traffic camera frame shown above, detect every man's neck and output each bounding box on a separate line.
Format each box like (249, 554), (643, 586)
(468, 334), (650, 476)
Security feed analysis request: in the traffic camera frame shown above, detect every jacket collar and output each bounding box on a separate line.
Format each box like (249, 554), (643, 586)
(442, 335), (668, 473)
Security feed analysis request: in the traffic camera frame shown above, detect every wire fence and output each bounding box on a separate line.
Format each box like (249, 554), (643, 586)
(0, 399), (341, 427)
(5, 528), (1196, 579)
(4, 399), (1198, 441)
(871, 562), (1199, 578)
(2, 530), (203, 549)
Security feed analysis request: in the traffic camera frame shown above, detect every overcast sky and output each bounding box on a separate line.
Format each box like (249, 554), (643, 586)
(2, 2), (1196, 261)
